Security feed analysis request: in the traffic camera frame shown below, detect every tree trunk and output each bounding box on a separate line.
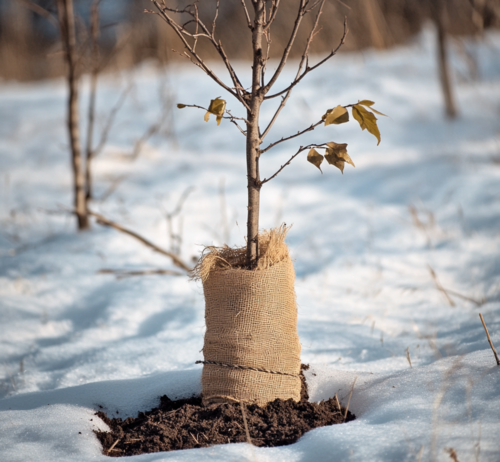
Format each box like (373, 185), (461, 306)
(58, 0), (90, 230)
(246, 1), (265, 269)
(433, 0), (458, 119)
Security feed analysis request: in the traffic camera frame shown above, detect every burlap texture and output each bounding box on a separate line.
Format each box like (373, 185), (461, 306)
(196, 227), (301, 406)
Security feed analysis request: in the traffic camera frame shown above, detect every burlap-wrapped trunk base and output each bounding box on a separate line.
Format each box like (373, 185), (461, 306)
(196, 228), (301, 406)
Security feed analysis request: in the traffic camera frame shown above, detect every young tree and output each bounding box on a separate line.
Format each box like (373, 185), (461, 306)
(57, 0), (89, 230)
(150, 0), (384, 268)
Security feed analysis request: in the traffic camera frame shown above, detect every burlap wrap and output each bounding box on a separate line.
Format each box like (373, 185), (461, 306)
(195, 228), (301, 406)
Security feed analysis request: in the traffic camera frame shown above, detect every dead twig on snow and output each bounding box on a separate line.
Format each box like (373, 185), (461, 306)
(98, 268), (183, 279)
(88, 209), (191, 272)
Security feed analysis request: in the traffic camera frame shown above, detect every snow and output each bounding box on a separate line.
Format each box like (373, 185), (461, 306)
(1, 26), (500, 461)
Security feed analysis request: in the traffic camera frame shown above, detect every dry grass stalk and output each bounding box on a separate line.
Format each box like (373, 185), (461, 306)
(191, 225), (291, 281)
(334, 393), (341, 411)
(240, 402), (253, 446)
(344, 377), (357, 421)
(106, 438), (120, 454)
(406, 347), (413, 368)
(189, 432), (199, 445)
(479, 313), (500, 366)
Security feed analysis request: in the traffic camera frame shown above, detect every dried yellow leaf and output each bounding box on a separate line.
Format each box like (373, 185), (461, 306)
(326, 142), (355, 167)
(352, 104), (381, 145)
(307, 148), (324, 173)
(369, 107), (388, 117)
(358, 100), (387, 116)
(323, 105), (349, 126)
(205, 97), (226, 125)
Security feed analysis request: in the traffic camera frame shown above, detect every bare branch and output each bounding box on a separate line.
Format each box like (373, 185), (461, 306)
(265, 16), (348, 100)
(262, 0), (307, 94)
(92, 82), (132, 158)
(212, 0), (220, 35)
(151, 1), (242, 103)
(17, 0), (58, 28)
(159, 186), (195, 256)
(192, 3), (199, 53)
(151, 2), (248, 109)
(96, 174), (128, 202)
(263, 0), (281, 30)
(305, 0), (324, 13)
(261, 142), (328, 184)
(88, 209), (192, 272)
(261, 119), (323, 153)
(227, 112), (247, 137)
(260, 1), (325, 141)
(240, 0), (253, 29)
(97, 29), (132, 74)
(180, 104), (249, 124)
(130, 121), (162, 160)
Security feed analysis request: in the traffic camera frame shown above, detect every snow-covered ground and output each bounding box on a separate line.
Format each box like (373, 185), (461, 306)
(1, 27), (499, 461)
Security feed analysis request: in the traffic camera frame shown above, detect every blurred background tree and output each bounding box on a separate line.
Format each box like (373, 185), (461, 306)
(1, 0), (499, 82)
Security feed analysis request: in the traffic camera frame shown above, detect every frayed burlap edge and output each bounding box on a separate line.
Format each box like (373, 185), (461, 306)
(191, 224), (291, 282)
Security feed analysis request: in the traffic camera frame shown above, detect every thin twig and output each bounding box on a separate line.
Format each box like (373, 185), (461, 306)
(444, 288), (486, 307)
(479, 313), (500, 366)
(98, 268), (183, 279)
(88, 209), (191, 272)
(344, 376), (357, 421)
(265, 17), (348, 100)
(262, 0), (308, 94)
(161, 186), (195, 256)
(150, 1), (249, 109)
(261, 143), (328, 184)
(96, 174), (128, 202)
(92, 83), (133, 159)
(240, 0), (253, 29)
(260, 0), (325, 141)
(261, 119), (323, 153)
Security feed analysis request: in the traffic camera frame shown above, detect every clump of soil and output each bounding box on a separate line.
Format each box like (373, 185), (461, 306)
(95, 366), (355, 456)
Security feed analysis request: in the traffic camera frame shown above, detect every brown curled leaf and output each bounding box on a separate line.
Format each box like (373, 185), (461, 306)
(325, 142), (354, 174)
(307, 148), (324, 173)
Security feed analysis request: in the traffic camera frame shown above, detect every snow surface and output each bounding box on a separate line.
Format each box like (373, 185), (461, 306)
(1, 27), (500, 461)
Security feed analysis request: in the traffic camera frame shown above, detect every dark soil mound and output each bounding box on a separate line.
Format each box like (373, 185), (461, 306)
(95, 367), (355, 456)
